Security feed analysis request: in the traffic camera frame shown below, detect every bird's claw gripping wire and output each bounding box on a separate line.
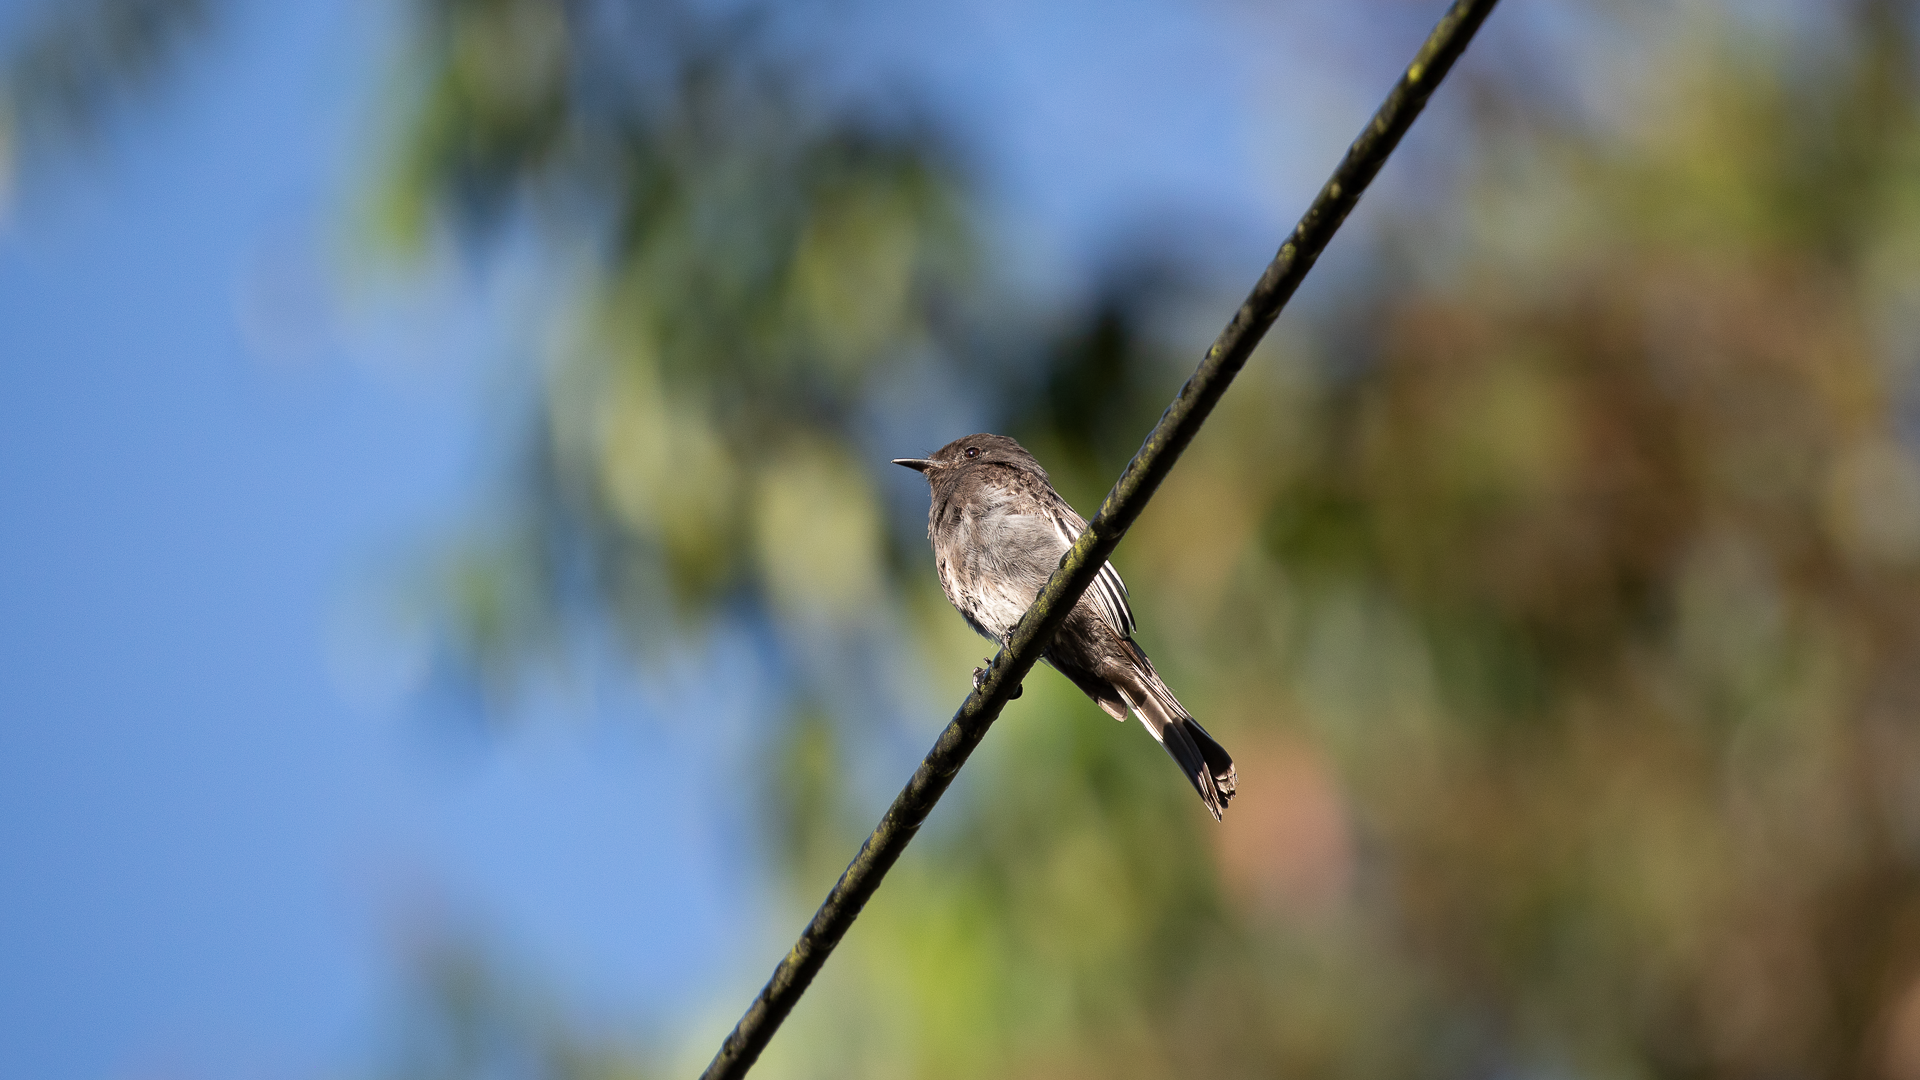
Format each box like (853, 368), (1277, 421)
(973, 661), (1022, 699)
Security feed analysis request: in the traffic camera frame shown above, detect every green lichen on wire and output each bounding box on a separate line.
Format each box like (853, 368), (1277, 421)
(700, 1), (1501, 1076)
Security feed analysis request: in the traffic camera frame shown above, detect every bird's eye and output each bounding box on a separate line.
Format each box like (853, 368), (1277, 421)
(965, 446), (979, 458)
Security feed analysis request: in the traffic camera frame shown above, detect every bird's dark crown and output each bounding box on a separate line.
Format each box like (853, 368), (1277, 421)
(892, 433), (1047, 481)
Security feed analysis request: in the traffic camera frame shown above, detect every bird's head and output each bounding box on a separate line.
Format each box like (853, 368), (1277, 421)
(892, 433), (1044, 482)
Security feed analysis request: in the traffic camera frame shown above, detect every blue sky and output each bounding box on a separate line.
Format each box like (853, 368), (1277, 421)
(0, 0), (1442, 1075)
(0, 3), (755, 1075)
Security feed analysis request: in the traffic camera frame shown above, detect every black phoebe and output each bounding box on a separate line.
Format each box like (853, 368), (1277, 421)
(895, 434), (1237, 820)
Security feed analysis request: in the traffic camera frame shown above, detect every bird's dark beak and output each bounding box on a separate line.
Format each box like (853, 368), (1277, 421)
(892, 458), (934, 473)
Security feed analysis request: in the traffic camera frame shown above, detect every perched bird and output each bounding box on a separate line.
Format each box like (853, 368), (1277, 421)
(894, 433), (1236, 819)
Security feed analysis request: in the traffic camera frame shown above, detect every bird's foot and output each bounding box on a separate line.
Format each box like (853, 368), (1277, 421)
(972, 661), (1023, 699)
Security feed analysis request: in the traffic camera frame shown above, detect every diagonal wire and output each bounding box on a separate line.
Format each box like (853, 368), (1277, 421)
(700, 1), (1500, 1075)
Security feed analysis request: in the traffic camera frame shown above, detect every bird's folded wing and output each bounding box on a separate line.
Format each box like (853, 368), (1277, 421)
(1045, 504), (1136, 638)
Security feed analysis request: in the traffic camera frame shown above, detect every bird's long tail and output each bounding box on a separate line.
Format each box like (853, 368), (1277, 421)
(1113, 648), (1236, 820)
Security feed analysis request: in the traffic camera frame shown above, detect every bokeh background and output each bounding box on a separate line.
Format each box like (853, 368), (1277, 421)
(5, 0), (1920, 1077)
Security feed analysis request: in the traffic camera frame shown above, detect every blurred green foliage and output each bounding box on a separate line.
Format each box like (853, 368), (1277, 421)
(373, 0), (976, 693)
(377, 0), (1920, 1077)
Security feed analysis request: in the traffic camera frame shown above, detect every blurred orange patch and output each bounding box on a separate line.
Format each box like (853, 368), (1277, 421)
(1212, 735), (1354, 920)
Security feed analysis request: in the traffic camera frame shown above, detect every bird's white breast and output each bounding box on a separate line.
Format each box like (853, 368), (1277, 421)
(944, 480), (1068, 641)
